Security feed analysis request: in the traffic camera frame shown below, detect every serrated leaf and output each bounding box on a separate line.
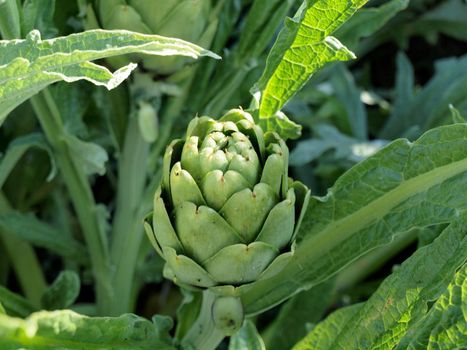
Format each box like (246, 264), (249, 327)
(241, 123), (467, 315)
(0, 211), (88, 263)
(0, 29), (220, 124)
(41, 271), (81, 310)
(397, 263), (467, 350)
(0, 310), (175, 349)
(293, 218), (466, 349)
(255, 0), (367, 122)
(229, 320), (265, 350)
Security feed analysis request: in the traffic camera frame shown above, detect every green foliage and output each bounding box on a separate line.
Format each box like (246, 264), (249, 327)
(293, 218), (466, 349)
(0, 0), (465, 349)
(0, 310), (175, 349)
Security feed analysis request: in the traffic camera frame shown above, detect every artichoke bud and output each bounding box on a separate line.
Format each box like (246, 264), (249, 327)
(212, 296), (244, 336)
(91, 0), (216, 75)
(146, 109), (310, 293)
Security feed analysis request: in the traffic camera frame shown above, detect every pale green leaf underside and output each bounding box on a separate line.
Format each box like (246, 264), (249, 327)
(0, 310), (174, 350)
(257, 0), (368, 119)
(241, 124), (467, 315)
(293, 219), (466, 349)
(0, 29), (220, 124)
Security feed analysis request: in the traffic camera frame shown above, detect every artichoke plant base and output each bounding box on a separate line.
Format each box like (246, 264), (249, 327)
(144, 109), (310, 301)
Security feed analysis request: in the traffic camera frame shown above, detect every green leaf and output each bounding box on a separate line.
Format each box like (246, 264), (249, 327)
(22, 0), (58, 39)
(0, 310), (175, 349)
(335, 0), (409, 50)
(292, 304), (362, 350)
(397, 263), (467, 350)
(240, 123), (467, 315)
(330, 63), (367, 139)
(381, 54), (467, 139)
(450, 104), (467, 124)
(263, 280), (334, 350)
(255, 0), (367, 121)
(293, 218), (466, 349)
(0, 286), (35, 318)
(412, 0), (467, 43)
(64, 134), (108, 176)
(0, 133), (56, 189)
(229, 320), (265, 350)
(0, 0), (21, 39)
(41, 271), (81, 310)
(0, 211), (88, 263)
(0, 29), (220, 125)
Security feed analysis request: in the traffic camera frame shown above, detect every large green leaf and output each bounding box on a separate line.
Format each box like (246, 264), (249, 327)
(293, 218), (466, 349)
(254, 0), (368, 130)
(0, 310), (175, 349)
(240, 123), (467, 315)
(0, 29), (220, 124)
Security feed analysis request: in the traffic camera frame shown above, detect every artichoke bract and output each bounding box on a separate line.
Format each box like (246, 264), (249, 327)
(145, 110), (309, 291)
(88, 0), (218, 74)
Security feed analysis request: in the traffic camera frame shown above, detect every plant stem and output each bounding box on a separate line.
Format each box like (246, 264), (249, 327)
(107, 113), (149, 315)
(0, 192), (47, 308)
(30, 90), (112, 315)
(182, 290), (225, 350)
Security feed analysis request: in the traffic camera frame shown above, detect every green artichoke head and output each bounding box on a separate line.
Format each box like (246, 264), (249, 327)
(88, 0), (217, 74)
(145, 110), (310, 292)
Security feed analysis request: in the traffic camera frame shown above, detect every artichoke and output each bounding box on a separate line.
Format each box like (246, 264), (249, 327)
(87, 0), (218, 74)
(145, 110), (309, 292)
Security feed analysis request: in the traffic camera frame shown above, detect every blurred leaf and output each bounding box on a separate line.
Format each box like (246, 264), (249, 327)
(0, 29), (220, 125)
(330, 63), (367, 139)
(241, 124), (467, 315)
(293, 218), (466, 349)
(413, 0), (467, 43)
(335, 0), (409, 49)
(0, 0), (21, 39)
(22, 0), (58, 39)
(0, 310), (175, 349)
(0, 286), (35, 318)
(41, 271), (81, 310)
(290, 124), (387, 166)
(0, 211), (88, 263)
(0, 133), (56, 189)
(64, 134), (108, 176)
(450, 104), (466, 123)
(255, 0), (367, 127)
(381, 54), (467, 139)
(229, 320), (265, 350)
(50, 82), (92, 137)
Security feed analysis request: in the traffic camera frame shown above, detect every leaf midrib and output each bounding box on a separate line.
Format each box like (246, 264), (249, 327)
(294, 156), (467, 271)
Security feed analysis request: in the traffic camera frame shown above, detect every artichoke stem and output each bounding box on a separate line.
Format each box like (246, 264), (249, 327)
(181, 290), (226, 350)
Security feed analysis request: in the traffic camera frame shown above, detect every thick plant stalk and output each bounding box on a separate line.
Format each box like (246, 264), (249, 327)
(109, 115), (149, 315)
(0, 192), (47, 308)
(30, 90), (113, 315)
(182, 291), (225, 350)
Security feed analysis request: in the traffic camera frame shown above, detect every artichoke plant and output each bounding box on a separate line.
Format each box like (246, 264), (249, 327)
(145, 110), (310, 293)
(86, 0), (219, 74)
